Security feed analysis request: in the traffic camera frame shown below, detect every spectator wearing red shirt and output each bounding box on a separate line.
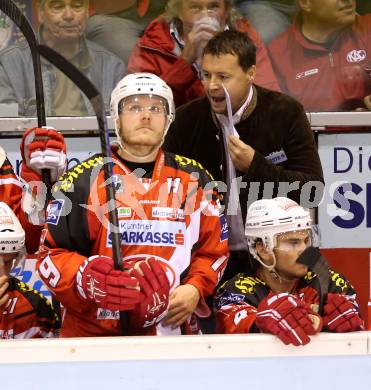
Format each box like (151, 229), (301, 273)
(268, 0), (371, 112)
(128, 0), (280, 107)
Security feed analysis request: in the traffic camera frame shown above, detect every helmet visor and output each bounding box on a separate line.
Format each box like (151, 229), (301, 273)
(118, 94), (168, 116)
(274, 226), (320, 253)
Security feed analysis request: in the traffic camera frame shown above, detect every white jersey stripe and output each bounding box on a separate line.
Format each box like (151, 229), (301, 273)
(0, 178), (23, 188)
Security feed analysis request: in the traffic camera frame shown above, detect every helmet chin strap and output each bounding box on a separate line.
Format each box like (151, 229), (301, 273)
(257, 252), (292, 284)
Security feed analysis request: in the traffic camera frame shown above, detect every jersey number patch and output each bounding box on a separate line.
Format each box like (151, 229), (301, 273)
(39, 256), (61, 288)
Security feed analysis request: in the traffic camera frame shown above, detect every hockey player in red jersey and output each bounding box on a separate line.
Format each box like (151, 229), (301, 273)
(37, 72), (229, 337)
(0, 127), (66, 253)
(215, 197), (364, 345)
(0, 202), (59, 339)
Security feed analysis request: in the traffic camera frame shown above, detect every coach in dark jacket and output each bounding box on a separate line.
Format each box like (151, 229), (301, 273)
(164, 30), (323, 280)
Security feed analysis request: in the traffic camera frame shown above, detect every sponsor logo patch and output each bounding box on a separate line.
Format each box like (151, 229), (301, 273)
(152, 207), (185, 220)
(139, 199), (160, 205)
(234, 276), (263, 294)
(296, 68), (319, 80)
(112, 175), (123, 193)
(0, 216), (12, 224)
(117, 207), (132, 218)
(220, 214), (228, 241)
(97, 308), (120, 320)
(46, 199), (64, 225)
(107, 220), (186, 247)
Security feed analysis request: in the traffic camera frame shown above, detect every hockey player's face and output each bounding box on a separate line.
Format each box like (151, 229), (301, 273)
(39, 0), (88, 43)
(273, 230), (311, 279)
(117, 95), (167, 149)
(202, 53), (256, 114)
(300, 0), (355, 27)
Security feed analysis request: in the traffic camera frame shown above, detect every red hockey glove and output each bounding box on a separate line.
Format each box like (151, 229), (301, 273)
(76, 256), (140, 311)
(323, 293), (364, 332)
(21, 127), (67, 184)
(129, 257), (170, 331)
(256, 293), (322, 346)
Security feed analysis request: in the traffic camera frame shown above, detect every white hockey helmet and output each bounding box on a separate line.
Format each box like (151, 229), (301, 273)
(110, 72), (175, 142)
(245, 197), (312, 261)
(0, 202), (25, 253)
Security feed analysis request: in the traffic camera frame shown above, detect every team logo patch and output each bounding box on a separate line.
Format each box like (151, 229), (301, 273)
(220, 214), (228, 241)
(46, 199), (64, 225)
(214, 290), (246, 310)
(347, 49), (366, 63)
(152, 207), (185, 220)
(107, 220), (186, 247)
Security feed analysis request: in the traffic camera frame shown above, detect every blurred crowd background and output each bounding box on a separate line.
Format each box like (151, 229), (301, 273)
(0, 0), (369, 117)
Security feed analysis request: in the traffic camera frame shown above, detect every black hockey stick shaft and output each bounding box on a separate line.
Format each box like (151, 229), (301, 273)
(297, 246), (329, 315)
(36, 44), (129, 334)
(37, 44), (122, 270)
(0, 0), (52, 201)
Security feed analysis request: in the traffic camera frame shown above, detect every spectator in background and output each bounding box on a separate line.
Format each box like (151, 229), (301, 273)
(268, 0), (371, 112)
(164, 30), (323, 281)
(0, 0), (125, 117)
(0, 202), (60, 339)
(86, 1), (167, 64)
(235, 0), (296, 45)
(128, 0), (280, 107)
(215, 197), (364, 344)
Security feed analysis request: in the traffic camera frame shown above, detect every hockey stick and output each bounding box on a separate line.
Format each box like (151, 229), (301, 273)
(297, 246), (330, 315)
(37, 44), (129, 334)
(0, 0), (52, 201)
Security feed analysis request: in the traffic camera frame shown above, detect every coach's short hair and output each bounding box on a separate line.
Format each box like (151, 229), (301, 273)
(203, 29), (256, 71)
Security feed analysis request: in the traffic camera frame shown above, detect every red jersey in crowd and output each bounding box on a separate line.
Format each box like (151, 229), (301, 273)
(128, 16), (280, 107)
(268, 15), (371, 111)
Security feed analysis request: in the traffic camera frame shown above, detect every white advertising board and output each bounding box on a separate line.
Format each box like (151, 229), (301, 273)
(318, 132), (371, 248)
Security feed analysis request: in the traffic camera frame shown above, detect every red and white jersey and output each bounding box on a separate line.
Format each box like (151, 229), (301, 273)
(0, 155), (24, 216)
(0, 155), (42, 253)
(38, 148), (229, 337)
(0, 277), (60, 339)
